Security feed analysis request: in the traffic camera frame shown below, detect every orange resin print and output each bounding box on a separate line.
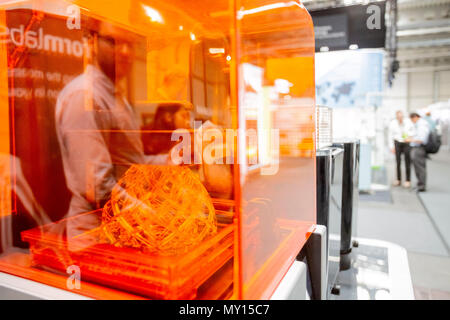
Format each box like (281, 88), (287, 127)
(99, 165), (217, 255)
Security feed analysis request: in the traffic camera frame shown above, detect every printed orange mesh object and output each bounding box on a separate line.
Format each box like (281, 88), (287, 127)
(99, 165), (217, 255)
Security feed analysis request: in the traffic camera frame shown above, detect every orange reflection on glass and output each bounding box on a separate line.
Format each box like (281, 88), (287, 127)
(98, 165), (217, 255)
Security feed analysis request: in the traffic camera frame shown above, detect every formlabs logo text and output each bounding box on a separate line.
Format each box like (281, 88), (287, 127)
(0, 25), (85, 58)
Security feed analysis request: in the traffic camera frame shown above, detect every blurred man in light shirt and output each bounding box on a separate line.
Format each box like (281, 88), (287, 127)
(388, 110), (414, 188)
(406, 112), (430, 192)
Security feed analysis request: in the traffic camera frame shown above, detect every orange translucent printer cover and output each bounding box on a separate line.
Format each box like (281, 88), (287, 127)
(0, 0), (316, 299)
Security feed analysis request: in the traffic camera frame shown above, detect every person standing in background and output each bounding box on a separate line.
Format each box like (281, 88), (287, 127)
(406, 112), (430, 192)
(388, 110), (414, 188)
(423, 109), (437, 131)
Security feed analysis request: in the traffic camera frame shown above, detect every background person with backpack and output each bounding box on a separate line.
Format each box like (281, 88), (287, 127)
(406, 112), (430, 192)
(388, 110), (415, 188)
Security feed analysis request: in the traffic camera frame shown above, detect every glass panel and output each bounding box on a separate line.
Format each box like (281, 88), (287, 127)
(0, 0), (235, 299)
(237, 0), (316, 299)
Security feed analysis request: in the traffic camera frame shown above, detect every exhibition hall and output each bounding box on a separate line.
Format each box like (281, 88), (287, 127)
(0, 0), (449, 302)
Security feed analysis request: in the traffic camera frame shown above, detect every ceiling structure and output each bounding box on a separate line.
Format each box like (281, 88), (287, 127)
(303, 0), (450, 73)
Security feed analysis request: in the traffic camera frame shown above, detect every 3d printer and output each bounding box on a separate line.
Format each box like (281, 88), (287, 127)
(0, 0), (316, 300)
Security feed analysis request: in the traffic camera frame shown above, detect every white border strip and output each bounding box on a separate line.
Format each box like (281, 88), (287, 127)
(0, 272), (90, 300)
